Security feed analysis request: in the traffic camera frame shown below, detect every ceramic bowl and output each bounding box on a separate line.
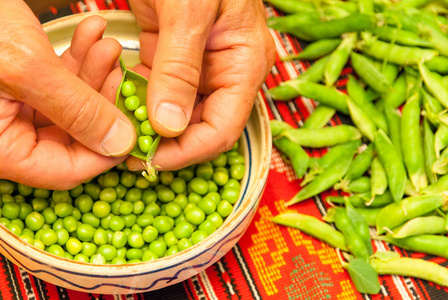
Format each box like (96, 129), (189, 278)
(0, 11), (271, 294)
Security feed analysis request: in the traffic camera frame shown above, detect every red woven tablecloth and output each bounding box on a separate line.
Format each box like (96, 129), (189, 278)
(3, 1), (447, 299)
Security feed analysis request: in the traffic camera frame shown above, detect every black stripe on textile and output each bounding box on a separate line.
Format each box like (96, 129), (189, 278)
(38, 6), (74, 24)
(3, 259), (22, 299)
(141, 282), (191, 300)
(32, 276), (48, 300)
(55, 285), (70, 299)
(231, 245), (262, 300)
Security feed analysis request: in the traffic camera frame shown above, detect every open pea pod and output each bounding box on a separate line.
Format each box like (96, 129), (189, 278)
(116, 57), (161, 181)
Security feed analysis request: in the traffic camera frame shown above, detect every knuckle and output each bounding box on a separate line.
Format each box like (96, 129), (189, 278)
(158, 57), (201, 92)
(60, 93), (101, 137)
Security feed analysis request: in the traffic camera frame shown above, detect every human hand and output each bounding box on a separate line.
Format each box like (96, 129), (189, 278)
(126, 0), (276, 171)
(0, 2), (136, 190)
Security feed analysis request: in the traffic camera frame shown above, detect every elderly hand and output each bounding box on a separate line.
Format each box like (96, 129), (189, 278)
(126, 0), (276, 171)
(0, 2), (136, 189)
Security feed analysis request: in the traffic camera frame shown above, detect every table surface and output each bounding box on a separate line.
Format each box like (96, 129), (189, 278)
(4, 1), (448, 299)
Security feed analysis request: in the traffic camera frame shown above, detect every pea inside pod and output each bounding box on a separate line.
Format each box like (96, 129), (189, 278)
(116, 58), (161, 181)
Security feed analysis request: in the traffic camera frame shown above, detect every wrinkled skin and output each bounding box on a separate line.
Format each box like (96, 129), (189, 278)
(0, 0), (275, 189)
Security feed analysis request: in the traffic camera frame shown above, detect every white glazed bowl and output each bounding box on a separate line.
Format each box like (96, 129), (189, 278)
(0, 11), (272, 294)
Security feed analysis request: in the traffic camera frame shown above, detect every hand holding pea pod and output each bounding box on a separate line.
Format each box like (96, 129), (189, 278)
(0, 11), (136, 190)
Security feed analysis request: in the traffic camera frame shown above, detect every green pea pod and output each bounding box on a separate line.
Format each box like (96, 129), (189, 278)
(379, 11), (419, 33)
(302, 105), (336, 129)
(358, 36), (438, 65)
(423, 173), (448, 195)
(286, 148), (356, 206)
(282, 38), (342, 61)
(371, 157), (388, 198)
(384, 73), (407, 109)
(376, 234), (448, 259)
(264, 0), (317, 14)
(376, 194), (447, 234)
(271, 213), (348, 251)
(434, 123), (448, 157)
(422, 88), (447, 127)
(270, 120), (294, 137)
(347, 176), (371, 194)
(327, 190), (393, 208)
(268, 55), (331, 101)
(370, 252), (448, 287)
(333, 207), (370, 260)
(389, 216), (447, 239)
(401, 91), (428, 192)
(374, 129), (407, 203)
(116, 58), (161, 181)
(322, 6), (351, 19)
(334, 143), (374, 191)
(279, 81), (350, 114)
(419, 62), (448, 109)
(373, 25), (434, 48)
(346, 97), (377, 141)
(358, 0), (374, 15)
(384, 103), (403, 162)
(345, 198), (373, 255)
(347, 74), (367, 104)
(323, 0), (359, 13)
(324, 33), (357, 86)
(418, 18), (448, 57)
(273, 137), (310, 178)
(432, 146), (448, 175)
(426, 56), (448, 75)
(266, 13), (320, 41)
(356, 207), (383, 226)
(422, 117), (438, 184)
(299, 13), (374, 41)
(350, 52), (392, 95)
(282, 125), (361, 148)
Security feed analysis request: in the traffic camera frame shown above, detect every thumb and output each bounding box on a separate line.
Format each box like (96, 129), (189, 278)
(23, 65), (136, 157)
(146, 0), (219, 138)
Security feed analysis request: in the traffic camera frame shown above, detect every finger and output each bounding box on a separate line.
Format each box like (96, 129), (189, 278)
(144, 0), (220, 138)
(36, 125), (72, 145)
(60, 15), (107, 75)
(78, 37), (122, 91)
(127, 87), (254, 171)
(12, 140), (125, 190)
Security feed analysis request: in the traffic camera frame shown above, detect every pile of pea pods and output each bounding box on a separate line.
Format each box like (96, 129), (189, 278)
(265, 0), (448, 294)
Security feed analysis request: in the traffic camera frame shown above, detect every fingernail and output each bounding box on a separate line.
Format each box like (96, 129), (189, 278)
(101, 117), (135, 156)
(155, 102), (187, 132)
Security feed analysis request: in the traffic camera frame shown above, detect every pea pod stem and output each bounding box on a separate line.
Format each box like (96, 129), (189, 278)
(370, 254), (448, 287)
(271, 213), (348, 251)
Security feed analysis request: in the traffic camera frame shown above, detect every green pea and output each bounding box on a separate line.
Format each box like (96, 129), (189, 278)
(159, 171), (174, 186)
(217, 201), (233, 218)
(124, 95), (140, 111)
(157, 187), (175, 203)
(164, 202), (182, 218)
(47, 244), (65, 258)
(191, 230), (208, 245)
(99, 188), (117, 203)
(221, 188), (240, 204)
(177, 238), (193, 251)
(52, 190), (72, 203)
(126, 248), (143, 260)
(142, 225), (159, 243)
(185, 207), (206, 225)
(206, 212), (224, 228)
(178, 166), (195, 182)
(163, 231), (179, 248)
(115, 184), (128, 199)
(81, 212), (100, 228)
(123, 214), (137, 228)
(77, 223), (95, 242)
(173, 194), (188, 210)
(33, 239), (45, 250)
(90, 253), (106, 264)
(20, 234), (34, 245)
(153, 216), (174, 234)
(10, 218), (24, 230)
(0, 180), (14, 195)
(73, 253), (90, 263)
(205, 192), (221, 206)
(140, 120), (157, 136)
(41, 228), (58, 246)
(63, 216), (78, 233)
(92, 201), (111, 219)
(136, 213), (154, 228)
(121, 80), (136, 97)
(134, 105), (148, 121)
(66, 237), (83, 255)
(0, 217), (10, 227)
(128, 232), (145, 248)
(190, 177), (209, 195)
(213, 169), (229, 186)
(125, 188), (142, 203)
(198, 198), (217, 215)
(138, 135), (154, 154)
(81, 242), (97, 257)
(33, 188), (51, 199)
(112, 231), (128, 248)
(6, 222), (23, 236)
(97, 245), (117, 262)
(142, 250), (159, 261)
(188, 192), (202, 204)
(75, 194), (94, 213)
(196, 162), (214, 180)
(149, 240), (167, 258)
(54, 202), (73, 218)
(173, 221), (194, 239)
(118, 201), (133, 216)
(198, 220), (217, 235)
(17, 184), (33, 197)
(93, 228), (109, 246)
(3, 202), (20, 220)
(230, 164), (245, 180)
(144, 203), (161, 217)
(109, 216), (125, 231)
(223, 179), (241, 191)
(111, 257), (127, 264)
(131, 224), (143, 233)
(25, 212), (45, 231)
(165, 245), (179, 256)
(135, 175), (150, 190)
(56, 228), (69, 246)
(142, 189), (157, 205)
(51, 219), (63, 231)
(100, 214), (113, 230)
(211, 153), (227, 167)
(133, 201), (145, 215)
(120, 171), (137, 188)
(18, 203), (33, 220)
